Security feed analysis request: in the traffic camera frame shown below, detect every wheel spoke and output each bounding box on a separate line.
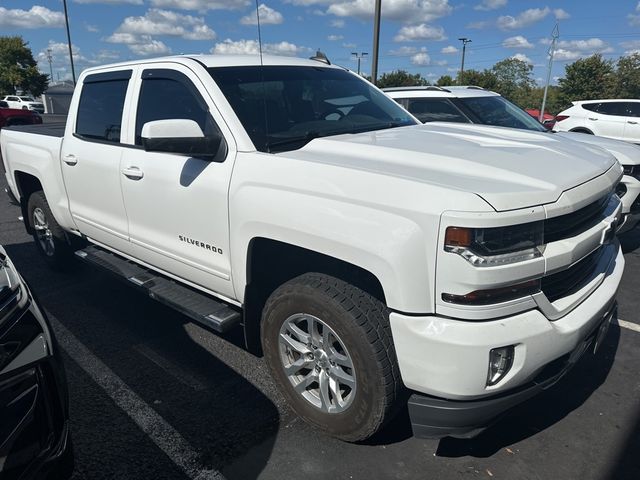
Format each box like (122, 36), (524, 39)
(308, 317), (322, 347)
(318, 370), (332, 412)
(293, 371), (317, 393)
(330, 366), (355, 389)
(280, 332), (311, 355)
(284, 356), (313, 376)
(329, 376), (345, 406)
(330, 350), (353, 369)
(287, 322), (311, 345)
(321, 326), (331, 349)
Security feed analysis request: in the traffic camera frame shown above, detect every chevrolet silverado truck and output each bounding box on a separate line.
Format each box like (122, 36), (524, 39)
(0, 55), (625, 442)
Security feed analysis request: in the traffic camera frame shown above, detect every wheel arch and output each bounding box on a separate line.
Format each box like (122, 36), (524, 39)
(14, 170), (44, 234)
(569, 127), (594, 135)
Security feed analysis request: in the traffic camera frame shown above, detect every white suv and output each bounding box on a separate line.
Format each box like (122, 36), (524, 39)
(385, 86), (640, 233)
(1, 95), (45, 114)
(553, 99), (640, 143)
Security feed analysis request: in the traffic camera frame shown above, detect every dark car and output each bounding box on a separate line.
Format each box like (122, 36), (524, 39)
(0, 245), (73, 479)
(0, 101), (43, 129)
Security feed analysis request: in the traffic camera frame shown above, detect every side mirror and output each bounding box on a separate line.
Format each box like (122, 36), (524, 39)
(141, 119), (222, 158)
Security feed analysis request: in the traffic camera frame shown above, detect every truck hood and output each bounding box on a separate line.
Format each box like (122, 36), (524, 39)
(280, 123), (618, 211)
(554, 131), (640, 166)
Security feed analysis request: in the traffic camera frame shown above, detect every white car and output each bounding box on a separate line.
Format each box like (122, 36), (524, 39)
(385, 86), (640, 233)
(553, 99), (640, 143)
(1, 95), (45, 114)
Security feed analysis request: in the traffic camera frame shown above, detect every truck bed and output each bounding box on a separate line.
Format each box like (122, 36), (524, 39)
(4, 123), (66, 137)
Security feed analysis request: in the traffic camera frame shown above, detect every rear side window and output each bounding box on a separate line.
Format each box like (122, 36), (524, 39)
(625, 102), (640, 117)
(594, 102), (626, 116)
(135, 70), (210, 146)
(582, 103), (599, 112)
(76, 71), (131, 143)
(406, 98), (470, 123)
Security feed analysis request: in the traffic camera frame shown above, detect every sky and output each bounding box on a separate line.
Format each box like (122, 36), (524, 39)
(1, 0), (640, 85)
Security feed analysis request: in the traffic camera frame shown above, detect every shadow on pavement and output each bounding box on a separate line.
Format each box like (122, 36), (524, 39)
(607, 404), (640, 480)
(435, 320), (620, 458)
(619, 227), (640, 254)
(4, 240), (280, 480)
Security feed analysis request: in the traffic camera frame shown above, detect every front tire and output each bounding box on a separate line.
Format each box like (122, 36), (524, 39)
(27, 191), (73, 269)
(261, 273), (402, 442)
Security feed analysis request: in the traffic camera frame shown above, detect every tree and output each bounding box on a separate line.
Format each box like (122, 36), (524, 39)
(376, 70), (430, 88)
(457, 69), (498, 91)
(435, 75), (454, 86)
(0, 36), (48, 96)
(615, 53), (640, 99)
(558, 54), (615, 106)
(491, 58), (535, 106)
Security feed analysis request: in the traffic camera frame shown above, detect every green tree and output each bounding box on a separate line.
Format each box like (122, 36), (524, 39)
(558, 54), (615, 105)
(491, 58), (535, 106)
(615, 53), (640, 99)
(0, 36), (48, 96)
(376, 70), (430, 88)
(457, 69), (498, 90)
(435, 74), (454, 86)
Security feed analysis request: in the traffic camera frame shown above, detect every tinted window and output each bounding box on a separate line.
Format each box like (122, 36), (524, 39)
(0, 101), (8, 108)
(76, 80), (129, 142)
(8, 97), (19, 102)
(582, 103), (599, 112)
(625, 102), (640, 117)
(457, 95), (547, 132)
(135, 74), (209, 145)
(595, 102), (626, 116)
(208, 66), (416, 153)
(405, 98), (470, 123)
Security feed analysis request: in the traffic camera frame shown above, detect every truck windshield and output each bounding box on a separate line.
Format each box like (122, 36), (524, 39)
(457, 96), (547, 132)
(208, 65), (417, 152)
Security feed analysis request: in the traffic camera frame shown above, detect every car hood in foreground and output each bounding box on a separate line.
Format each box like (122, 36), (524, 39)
(282, 123), (618, 211)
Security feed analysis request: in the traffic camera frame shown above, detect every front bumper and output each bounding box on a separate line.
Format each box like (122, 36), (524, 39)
(407, 303), (617, 438)
(617, 173), (640, 233)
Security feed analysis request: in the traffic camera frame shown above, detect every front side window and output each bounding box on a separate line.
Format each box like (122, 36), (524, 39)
(76, 78), (129, 143)
(457, 95), (547, 132)
(135, 71), (212, 145)
(405, 98), (470, 124)
(208, 66), (416, 152)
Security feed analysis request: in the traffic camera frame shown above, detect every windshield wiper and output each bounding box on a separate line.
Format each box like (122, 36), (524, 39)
(267, 131), (324, 152)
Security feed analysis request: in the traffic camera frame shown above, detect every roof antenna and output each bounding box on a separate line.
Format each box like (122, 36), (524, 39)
(310, 49), (331, 65)
(255, 0), (270, 152)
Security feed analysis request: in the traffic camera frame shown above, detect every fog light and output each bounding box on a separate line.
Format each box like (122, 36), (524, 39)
(487, 346), (515, 386)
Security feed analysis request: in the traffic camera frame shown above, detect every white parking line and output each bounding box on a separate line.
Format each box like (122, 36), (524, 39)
(618, 318), (640, 333)
(48, 313), (225, 480)
(134, 343), (208, 391)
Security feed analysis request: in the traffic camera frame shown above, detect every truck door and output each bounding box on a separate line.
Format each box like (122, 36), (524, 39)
(60, 69), (134, 253)
(119, 65), (236, 299)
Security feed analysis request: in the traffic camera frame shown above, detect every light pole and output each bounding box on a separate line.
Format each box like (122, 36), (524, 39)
(371, 0), (381, 84)
(458, 37), (472, 84)
(62, 0), (76, 85)
(540, 23), (560, 123)
(351, 52), (368, 75)
(46, 48), (54, 82)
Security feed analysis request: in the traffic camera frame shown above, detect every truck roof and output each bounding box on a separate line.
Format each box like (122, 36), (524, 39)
(383, 86), (500, 99)
(80, 54), (343, 77)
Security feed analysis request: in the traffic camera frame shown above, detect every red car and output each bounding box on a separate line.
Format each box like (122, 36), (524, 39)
(0, 100), (43, 128)
(525, 109), (556, 130)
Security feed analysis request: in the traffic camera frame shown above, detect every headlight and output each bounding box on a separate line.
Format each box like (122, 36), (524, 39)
(444, 221), (544, 267)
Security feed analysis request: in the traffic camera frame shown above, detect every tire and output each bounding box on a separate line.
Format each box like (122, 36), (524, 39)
(261, 273), (402, 442)
(570, 128), (594, 135)
(27, 191), (73, 269)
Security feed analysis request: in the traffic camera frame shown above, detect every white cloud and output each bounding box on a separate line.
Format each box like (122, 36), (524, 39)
(73, 0), (143, 4)
(497, 7), (550, 30)
(130, 40), (172, 56)
(434, 59), (447, 66)
(511, 53), (532, 64)
(553, 38), (613, 61)
(150, 0), (250, 11)
(474, 0), (507, 11)
(441, 45), (458, 54)
(85, 24), (100, 33)
(553, 8), (570, 20)
(331, 19), (345, 28)
(342, 42), (357, 49)
(328, 34), (344, 41)
(114, 9), (216, 40)
(211, 39), (306, 56)
(240, 4), (284, 25)
(502, 35), (534, 49)
(411, 49), (431, 66)
(394, 24), (446, 42)
(621, 39), (640, 55)
(0, 6), (64, 29)
(327, 0), (453, 24)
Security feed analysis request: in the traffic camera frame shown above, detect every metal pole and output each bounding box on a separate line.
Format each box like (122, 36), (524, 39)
(46, 49), (53, 81)
(371, 0), (382, 84)
(352, 52), (368, 76)
(62, 0), (76, 85)
(458, 38), (471, 84)
(540, 23), (559, 123)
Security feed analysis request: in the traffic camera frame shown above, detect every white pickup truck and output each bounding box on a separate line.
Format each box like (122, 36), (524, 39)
(1, 55), (625, 442)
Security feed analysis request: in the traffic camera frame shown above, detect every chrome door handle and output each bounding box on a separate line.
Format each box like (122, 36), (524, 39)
(122, 167), (144, 180)
(588, 117), (598, 121)
(63, 154), (78, 166)
(628, 121), (638, 125)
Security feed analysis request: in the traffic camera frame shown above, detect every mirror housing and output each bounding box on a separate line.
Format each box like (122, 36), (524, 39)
(141, 119), (222, 158)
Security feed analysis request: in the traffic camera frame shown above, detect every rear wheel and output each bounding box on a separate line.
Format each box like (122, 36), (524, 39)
(27, 191), (73, 269)
(261, 273), (402, 442)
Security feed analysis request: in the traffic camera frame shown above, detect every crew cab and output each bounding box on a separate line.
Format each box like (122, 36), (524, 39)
(0, 100), (43, 128)
(0, 55), (625, 441)
(1, 95), (45, 114)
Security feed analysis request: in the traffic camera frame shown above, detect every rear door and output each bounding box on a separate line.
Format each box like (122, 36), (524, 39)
(60, 69), (135, 253)
(623, 102), (640, 143)
(585, 102), (627, 139)
(119, 63), (237, 298)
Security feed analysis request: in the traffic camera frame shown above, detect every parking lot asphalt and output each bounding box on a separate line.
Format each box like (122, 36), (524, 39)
(1, 173), (639, 480)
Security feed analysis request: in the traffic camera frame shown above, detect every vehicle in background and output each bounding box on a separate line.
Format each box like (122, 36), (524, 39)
(526, 108), (556, 130)
(384, 86), (640, 233)
(553, 99), (640, 143)
(1, 95), (45, 114)
(0, 245), (73, 479)
(0, 100), (43, 129)
(1, 55), (625, 441)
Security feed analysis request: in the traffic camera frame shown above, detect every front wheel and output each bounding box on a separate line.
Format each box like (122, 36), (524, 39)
(261, 273), (402, 442)
(28, 191), (73, 269)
